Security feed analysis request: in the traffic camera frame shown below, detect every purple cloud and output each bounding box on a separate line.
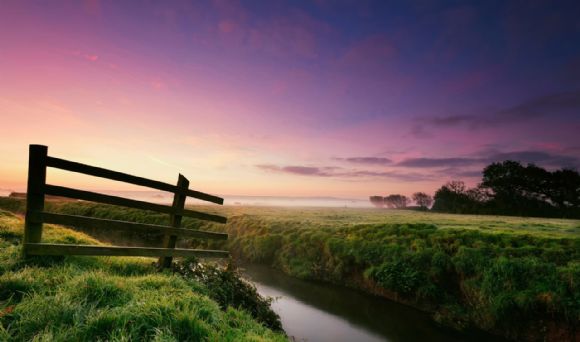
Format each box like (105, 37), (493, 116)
(333, 157), (393, 165)
(488, 151), (578, 168)
(256, 164), (335, 176)
(255, 164), (431, 181)
(397, 157), (482, 168)
(396, 150), (579, 169)
(420, 90), (580, 130)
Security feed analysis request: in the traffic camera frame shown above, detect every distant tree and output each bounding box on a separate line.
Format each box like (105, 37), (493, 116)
(384, 194), (409, 208)
(369, 196), (385, 208)
(432, 181), (478, 213)
(383, 196), (394, 208)
(446, 180), (467, 194)
(412, 192), (433, 209)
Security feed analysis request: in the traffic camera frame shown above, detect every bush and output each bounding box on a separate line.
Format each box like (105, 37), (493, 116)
(173, 258), (283, 332)
(369, 259), (421, 295)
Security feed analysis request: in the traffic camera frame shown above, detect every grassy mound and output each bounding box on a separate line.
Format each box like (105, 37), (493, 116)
(0, 209), (285, 341)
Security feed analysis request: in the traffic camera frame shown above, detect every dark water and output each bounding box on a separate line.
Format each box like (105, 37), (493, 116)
(243, 264), (492, 342)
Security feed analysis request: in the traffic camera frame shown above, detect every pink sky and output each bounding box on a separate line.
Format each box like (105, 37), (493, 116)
(1, 1), (579, 199)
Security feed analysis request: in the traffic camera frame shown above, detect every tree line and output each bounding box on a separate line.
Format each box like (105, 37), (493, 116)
(370, 160), (580, 218)
(369, 192), (433, 210)
(432, 160), (580, 218)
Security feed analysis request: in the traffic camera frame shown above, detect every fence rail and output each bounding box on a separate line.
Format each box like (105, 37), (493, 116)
(44, 184), (227, 223)
(23, 144), (228, 268)
(45, 156), (224, 204)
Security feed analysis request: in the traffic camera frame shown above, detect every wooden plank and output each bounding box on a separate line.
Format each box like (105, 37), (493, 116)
(44, 185), (227, 223)
(24, 145), (48, 250)
(38, 212), (228, 240)
(24, 243), (229, 258)
(184, 208), (225, 224)
(46, 156), (224, 204)
(160, 174), (189, 268)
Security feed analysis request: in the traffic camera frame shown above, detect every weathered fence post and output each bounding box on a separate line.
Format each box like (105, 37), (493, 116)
(159, 174), (189, 268)
(23, 144), (48, 256)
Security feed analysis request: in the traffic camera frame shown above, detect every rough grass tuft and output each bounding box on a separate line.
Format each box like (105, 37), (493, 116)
(0, 209), (285, 341)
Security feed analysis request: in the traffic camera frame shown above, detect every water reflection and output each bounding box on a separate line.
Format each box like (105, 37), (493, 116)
(243, 264), (491, 342)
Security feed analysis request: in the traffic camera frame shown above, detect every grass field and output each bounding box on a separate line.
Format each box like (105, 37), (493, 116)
(2, 197), (578, 238)
(0, 197), (579, 341)
(215, 205), (580, 238)
(0, 207), (285, 341)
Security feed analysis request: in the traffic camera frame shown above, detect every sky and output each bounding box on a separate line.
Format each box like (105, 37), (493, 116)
(1, 0), (580, 199)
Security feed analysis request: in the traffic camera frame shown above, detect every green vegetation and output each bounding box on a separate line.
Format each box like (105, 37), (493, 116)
(173, 260), (282, 332)
(222, 212), (579, 339)
(1, 197), (579, 340)
(225, 210), (579, 341)
(0, 208), (285, 341)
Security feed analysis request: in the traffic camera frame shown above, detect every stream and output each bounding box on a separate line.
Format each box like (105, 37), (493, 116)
(61, 222), (493, 341)
(243, 264), (492, 342)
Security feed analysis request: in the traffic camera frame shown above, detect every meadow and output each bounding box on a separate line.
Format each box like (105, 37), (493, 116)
(0, 197), (579, 341)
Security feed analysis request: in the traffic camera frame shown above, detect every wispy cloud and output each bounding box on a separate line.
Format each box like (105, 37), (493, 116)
(488, 151), (578, 168)
(208, 2), (333, 60)
(436, 168), (482, 178)
(498, 90), (580, 120)
(69, 50), (100, 62)
(344, 170), (432, 181)
(256, 164), (431, 181)
(395, 150), (579, 169)
(146, 155), (181, 169)
(256, 148), (578, 185)
(333, 157), (392, 165)
(85, 54), (99, 62)
(397, 157), (479, 168)
(427, 115), (474, 126)
(256, 164), (336, 177)
(417, 90), (580, 131)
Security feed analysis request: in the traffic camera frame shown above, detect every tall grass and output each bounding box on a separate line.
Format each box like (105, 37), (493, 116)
(0, 209), (285, 341)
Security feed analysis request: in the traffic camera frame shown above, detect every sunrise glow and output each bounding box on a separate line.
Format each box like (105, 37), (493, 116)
(1, 1), (579, 199)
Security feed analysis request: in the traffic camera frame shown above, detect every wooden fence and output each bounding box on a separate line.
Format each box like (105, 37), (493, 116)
(23, 144), (228, 268)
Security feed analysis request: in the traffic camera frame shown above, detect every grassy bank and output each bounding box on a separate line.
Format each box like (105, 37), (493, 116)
(1, 197), (579, 341)
(0, 207), (285, 341)
(216, 207), (580, 340)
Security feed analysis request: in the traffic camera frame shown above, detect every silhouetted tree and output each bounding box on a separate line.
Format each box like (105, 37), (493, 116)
(432, 161), (580, 218)
(548, 169), (580, 209)
(369, 196), (385, 208)
(466, 187), (491, 203)
(446, 180), (467, 194)
(412, 192), (433, 209)
(481, 161), (555, 216)
(432, 181), (475, 213)
(384, 194), (409, 208)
